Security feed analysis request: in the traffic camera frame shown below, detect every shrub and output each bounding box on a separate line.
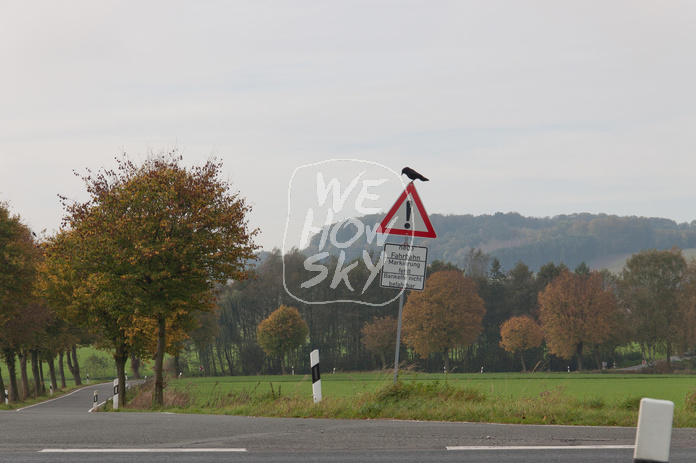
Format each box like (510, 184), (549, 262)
(684, 387), (696, 412)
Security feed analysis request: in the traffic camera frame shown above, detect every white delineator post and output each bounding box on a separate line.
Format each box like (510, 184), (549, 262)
(92, 390), (98, 412)
(634, 398), (674, 463)
(310, 349), (322, 403)
(112, 378), (119, 410)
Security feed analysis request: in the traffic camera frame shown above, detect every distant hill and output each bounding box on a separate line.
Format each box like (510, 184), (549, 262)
(302, 212), (696, 273)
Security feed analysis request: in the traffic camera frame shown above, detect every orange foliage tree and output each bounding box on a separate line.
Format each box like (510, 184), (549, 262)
(538, 269), (620, 371)
(55, 153), (258, 405)
(499, 316), (544, 371)
(361, 316), (397, 370)
(402, 270), (485, 371)
(257, 305), (309, 374)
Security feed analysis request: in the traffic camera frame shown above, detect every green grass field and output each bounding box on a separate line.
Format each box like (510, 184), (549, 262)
(137, 371), (696, 427)
(166, 371), (696, 407)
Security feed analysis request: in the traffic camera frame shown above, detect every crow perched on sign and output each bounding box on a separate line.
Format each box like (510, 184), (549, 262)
(401, 167), (429, 182)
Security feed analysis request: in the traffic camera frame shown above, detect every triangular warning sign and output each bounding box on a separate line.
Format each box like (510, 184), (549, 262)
(377, 182), (437, 238)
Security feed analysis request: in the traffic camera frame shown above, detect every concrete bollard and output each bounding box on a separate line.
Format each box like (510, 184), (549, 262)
(634, 398), (674, 463)
(92, 390), (98, 412)
(310, 349), (322, 403)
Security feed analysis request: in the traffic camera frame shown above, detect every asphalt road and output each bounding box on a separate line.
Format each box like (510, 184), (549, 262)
(2, 383), (696, 462)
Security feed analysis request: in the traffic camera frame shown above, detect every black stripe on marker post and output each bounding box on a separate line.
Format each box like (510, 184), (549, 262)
(311, 363), (321, 383)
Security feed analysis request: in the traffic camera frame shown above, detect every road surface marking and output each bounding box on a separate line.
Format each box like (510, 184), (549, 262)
(447, 445), (634, 451)
(40, 448), (247, 453)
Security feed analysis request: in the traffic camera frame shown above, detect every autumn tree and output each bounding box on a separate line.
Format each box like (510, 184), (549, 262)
(56, 153), (258, 405)
(500, 316), (544, 371)
(538, 269), (620, 371)
(675, 260), (696, 358)
(618, 248), (687, 368)
(256, 305), (309, 374)
(0, 203), (41, 402)
(361, 316), (397, 370)
(402, 270), (485, 371)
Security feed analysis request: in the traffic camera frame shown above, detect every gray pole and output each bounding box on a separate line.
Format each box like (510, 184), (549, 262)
(393, 290), (405, 384)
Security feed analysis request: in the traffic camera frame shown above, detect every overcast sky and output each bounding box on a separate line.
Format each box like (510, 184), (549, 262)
(2, 1), (695, 252)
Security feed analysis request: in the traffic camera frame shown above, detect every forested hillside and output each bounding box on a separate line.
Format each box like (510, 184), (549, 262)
(303, 212), (696, 272)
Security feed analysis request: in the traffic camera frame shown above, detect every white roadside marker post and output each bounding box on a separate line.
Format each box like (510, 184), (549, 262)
(633, 398), (674, 463)
(4, 389), (7, 405)
(92, 390), (98, 412)
(310, 349), (322, 403)
(112, 378), (119, 410)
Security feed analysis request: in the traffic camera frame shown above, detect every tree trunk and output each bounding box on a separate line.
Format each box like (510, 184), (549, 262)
(666, 344), (672, 372)
(19, 351), (30, 399)
(174, 355), (181, 377)
(209, 346), (218, 376)
(66, 345), (82, 386)
(3, 349), (19, 402)
(47, 357), (58, 392)
(216, 347), (226, 376)
(576, 342), (584, 372)
(30, 350), (41, 396)
(114, 344), (129, 408)
(130, 353), (141, 380)
(520, 351), (527, 372)
(443, 349), (450, 372)
(0, 366), (5, 404)
(224, 349), (234, 376)
(379, 351), (386, 370)
(38, 356), (46, 394)
(58, 351), (67, 388)
(154, 315), (166, 406)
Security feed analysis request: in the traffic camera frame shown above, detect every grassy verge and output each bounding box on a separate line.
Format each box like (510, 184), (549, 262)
(122, 372), (696, 427)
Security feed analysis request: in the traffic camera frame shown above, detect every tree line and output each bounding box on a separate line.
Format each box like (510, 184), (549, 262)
(303, 211), (696, 273)
(193, 246), (696, 377)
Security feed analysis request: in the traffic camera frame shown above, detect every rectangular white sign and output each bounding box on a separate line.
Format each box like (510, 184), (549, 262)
(380, 243), (428, 291)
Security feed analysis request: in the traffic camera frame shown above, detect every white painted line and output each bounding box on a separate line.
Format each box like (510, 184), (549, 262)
(447, 445), (635, 451)
(40, 448), (247, 453)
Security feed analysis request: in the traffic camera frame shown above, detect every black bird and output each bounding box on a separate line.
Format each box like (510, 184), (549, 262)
(401, 167), (429, 182)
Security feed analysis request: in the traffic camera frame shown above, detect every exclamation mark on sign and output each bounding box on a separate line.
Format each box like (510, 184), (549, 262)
(404, 200), (412, 229)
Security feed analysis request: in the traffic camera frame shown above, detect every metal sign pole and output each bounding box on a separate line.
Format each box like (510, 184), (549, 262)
(393, 285), (405, 384)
